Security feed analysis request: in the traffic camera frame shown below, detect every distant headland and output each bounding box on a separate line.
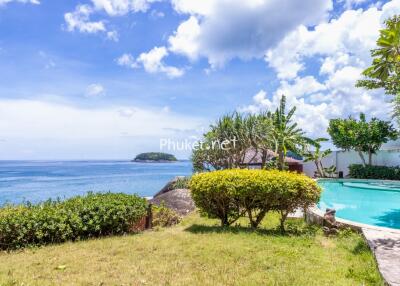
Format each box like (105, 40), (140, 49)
(132, 152), (178, 163)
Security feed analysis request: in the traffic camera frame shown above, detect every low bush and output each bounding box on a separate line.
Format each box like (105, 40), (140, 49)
(152, 203), (181, 228)
(0, 193), (147, 250)
(349, 164), (400, 180)
(171, 176), (190, 190)
(189, 169), (321, 231)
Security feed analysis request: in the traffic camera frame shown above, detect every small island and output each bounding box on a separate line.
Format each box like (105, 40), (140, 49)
(132, 152), (178, 163)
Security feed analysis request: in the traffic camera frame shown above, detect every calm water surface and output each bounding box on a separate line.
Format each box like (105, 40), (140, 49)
(0, 161), (192, 205)
(319, 180), (400, 229)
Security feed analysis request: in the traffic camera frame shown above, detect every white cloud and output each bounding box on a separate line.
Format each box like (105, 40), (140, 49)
(118, 47), (184, 78)
(85, 84), (105, 98)
(240, 1), (400, 138)
(64, 5), (106, 34)
(0, 99), (204, 159)
(169, 0), (332, 67)
(91, 0), (160, 16)
(116, 53), (138, 68)
(138, 47), (184, 78)
(264, 1), (400, 80)
(106, 30), (119, 41)
(64, 0), (160, 40)
(168, 16), (201, 61)
(150, 9), (165, 19)
(0, 0), (39, 5)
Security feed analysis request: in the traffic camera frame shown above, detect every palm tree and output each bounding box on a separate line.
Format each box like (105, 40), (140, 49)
(269, 95), (314, 170)
(303, 138), (332, 177)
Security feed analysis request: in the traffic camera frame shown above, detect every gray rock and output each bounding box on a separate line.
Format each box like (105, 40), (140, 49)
(150, 188), (195, 216)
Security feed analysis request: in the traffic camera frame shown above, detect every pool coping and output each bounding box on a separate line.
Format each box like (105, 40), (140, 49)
(306, 205), (400, 234)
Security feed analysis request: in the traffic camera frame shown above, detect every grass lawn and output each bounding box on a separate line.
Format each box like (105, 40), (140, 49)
(0, 212), (384, 286)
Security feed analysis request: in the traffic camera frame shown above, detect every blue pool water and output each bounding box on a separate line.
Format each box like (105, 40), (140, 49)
(318, 180), (400, 229)
(0, 161), (192, 206)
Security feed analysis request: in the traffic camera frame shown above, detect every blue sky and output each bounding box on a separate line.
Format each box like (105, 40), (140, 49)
(0, 0), (398, 159)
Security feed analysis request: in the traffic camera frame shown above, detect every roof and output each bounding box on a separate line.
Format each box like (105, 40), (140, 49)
(242, 148), (302, 165)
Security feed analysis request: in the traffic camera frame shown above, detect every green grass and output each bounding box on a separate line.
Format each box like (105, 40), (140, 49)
(0, 212), (384, 286)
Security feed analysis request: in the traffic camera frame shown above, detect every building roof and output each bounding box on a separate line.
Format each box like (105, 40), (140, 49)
(242, 148), (302, 165)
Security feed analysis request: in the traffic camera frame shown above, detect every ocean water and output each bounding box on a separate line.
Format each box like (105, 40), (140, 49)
(318, 180), (400, 229)
(0, 160), (192, 206)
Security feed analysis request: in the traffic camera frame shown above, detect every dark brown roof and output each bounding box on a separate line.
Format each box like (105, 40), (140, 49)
(242, 148), (302, 165)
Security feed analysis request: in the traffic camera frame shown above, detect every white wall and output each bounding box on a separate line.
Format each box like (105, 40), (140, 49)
(303, 149), (400, 177)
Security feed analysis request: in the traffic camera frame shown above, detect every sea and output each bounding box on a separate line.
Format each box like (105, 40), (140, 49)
(0, 160), (193, 206)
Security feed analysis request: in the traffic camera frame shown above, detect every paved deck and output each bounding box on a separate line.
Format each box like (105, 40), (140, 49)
(363, 228), (400, 286)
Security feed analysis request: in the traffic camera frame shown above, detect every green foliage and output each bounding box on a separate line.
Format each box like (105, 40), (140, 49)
(192, 112), (273, 172)
(269, 95), (314, 170)
(152, 203), (181, 228)
(349, 164), (400, 180)
(356, 15), (400, 122)
(356, 16), (400, 95)
(328, 113), (398, 165)
(192, 96), (315, 172)
(303, 138), (332, 178)
(189, 169), (321, 231)
(134, 152), (177, 162)
(171, 176), (190, 190)
(0, 193), (147, 250)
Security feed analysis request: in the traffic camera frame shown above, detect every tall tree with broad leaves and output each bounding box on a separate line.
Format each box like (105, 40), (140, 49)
(328, 113), (398, 166)
(356, 15), (400, 122)
(269, 95), (315, 170)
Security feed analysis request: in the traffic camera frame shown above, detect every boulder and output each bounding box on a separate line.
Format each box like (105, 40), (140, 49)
(150, 188), (195, 216)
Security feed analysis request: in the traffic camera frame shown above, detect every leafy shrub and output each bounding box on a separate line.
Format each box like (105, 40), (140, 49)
(171, 176), (190, 190)
(349, 164), (400, 180)
(152, 203), (181, 228)
(0, 193), (147, 250)
(189, 169), (321, 231)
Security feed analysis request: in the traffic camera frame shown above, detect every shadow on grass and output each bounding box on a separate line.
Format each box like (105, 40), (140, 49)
(184, 220), (319, 237)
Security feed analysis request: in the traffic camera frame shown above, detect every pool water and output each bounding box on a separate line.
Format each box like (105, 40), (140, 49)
(318, 180), (400, 229)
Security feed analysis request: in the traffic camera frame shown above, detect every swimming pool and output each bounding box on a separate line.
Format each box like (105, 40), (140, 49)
(318, 180), (400, 229)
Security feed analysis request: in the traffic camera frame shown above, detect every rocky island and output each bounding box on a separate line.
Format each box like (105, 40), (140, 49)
(132, 152), (178, 163)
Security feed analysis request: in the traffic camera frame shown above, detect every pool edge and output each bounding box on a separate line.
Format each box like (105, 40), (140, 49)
(306, 205), (400, 234)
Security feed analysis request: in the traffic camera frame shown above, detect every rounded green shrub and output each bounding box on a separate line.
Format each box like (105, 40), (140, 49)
(0, 193), (147, 250)
(189, 169), (321, 230)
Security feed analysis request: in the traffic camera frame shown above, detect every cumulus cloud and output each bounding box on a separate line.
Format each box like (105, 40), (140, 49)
(64, 0), (160, 40)
(0, 0), (39, 5)
(117, 47), (185, 78)
(241, 1), (400, 138)
(85, 84), (105, 98)
(169, 0), (332, 67)
(64, 5), (106, 34)
(91, 0), (161, 16)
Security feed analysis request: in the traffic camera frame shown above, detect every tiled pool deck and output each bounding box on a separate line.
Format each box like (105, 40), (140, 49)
(363, 228), (400, 286)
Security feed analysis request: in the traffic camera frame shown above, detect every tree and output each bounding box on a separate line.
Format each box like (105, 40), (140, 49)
(191, 112), (266, 171)
(192, 96), (312, 172)
(269, 95), (314, 170)
(328, 113), (398, 166)
(303, 138), (332, 178)
(356, 15), (400, 120)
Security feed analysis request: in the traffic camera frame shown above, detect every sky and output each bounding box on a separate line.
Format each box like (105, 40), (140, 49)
(0, 0), (399, 160)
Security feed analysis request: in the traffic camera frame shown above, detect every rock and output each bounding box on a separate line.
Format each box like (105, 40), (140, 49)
(153, 176), (185, 198)
(150, 188), (195, 216)
(323, 208), (339, 236)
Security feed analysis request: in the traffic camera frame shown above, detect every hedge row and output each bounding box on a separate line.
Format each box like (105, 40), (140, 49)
(349, 164), (400, 180)
(190, 169), (321, 231)
(0, 193), (147, 250)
